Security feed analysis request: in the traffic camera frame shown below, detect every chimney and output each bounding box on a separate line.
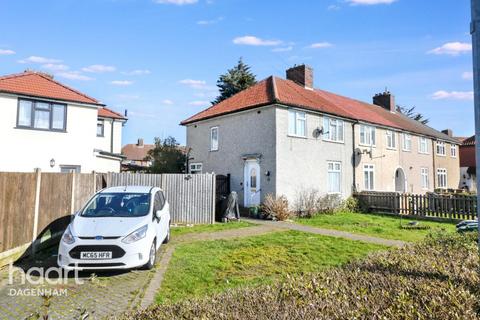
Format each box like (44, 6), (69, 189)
(286, 64), (314, 90)
(441, 129), (453, 137)
(373, 90), (395, 112)
(137, 138), (144, 147)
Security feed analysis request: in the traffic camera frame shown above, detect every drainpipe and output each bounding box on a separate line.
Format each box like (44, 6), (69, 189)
(110, 119), (115, 153)
(352, 122), (357, 193)
(432, 139), (436, 190)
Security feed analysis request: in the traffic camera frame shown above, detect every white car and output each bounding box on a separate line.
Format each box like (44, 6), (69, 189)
(58, 186), (170, 271)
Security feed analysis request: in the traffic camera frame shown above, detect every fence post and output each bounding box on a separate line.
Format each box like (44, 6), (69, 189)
(70, 172), (76, 215)
(212, 174), (216, 224)
(32, 168), (42, 240)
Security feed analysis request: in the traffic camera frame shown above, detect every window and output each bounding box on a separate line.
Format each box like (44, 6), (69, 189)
(288, 110), (306, 137)
(60, 165), (81, 173)
(419, 137), (429, 154)
(450, 145), (457, 158)
(360, 125), (376, 146)
(210, 127), (219, 151)
(327, 161), (342, 193)
(437, 168), (447, 188)
(17, 99), (66, 131)
(97, 120), (105, 137)
(363, 164), (375, 191)
(189, 163), (203, 174)
(323, 117), (344, 142)
(402, 133), (412, 151)
(386, 130), (397, 149)
(153, 191), (166, 213)
(436, 141), (446, 156)
(421, 167), (429, 189)
(250, 168), (257, 189)
(81, 193), (151, 217)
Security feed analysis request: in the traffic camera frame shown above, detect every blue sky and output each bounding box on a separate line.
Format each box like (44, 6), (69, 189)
(0, 0), (474, 144)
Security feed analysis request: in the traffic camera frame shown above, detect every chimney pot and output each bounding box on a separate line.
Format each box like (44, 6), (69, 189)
(373, 91), (395, 112)
(286, 64), (314, 89)
(137, 138), (144, 147)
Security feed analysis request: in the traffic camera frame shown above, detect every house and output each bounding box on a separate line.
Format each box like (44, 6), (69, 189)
(0, 71), (127, 173)
(181, 65), (460, 207)
(121, 138), (155, 171)
(458, 135), (476, 192)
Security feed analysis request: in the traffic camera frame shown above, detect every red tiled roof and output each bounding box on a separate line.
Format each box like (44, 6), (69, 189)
(0, 71), (102, 105)
(462, 135), (475, 146)
(181, 76), (457, 143)
(98, 107), (127, 120)
(122, 143), (155, 161)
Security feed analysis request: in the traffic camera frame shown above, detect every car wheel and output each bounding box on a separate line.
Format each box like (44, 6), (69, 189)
(163, 224), (170, 244)
(143, 240), (156, 270)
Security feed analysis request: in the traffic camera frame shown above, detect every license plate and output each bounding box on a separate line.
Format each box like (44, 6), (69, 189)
(80, 251), (112, 260)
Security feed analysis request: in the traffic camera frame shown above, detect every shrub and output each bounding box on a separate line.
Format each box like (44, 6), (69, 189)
(316, 194), (342, 215)
(261, 194), (291, 221)
(122, 233), (479, 320)
(341, 196), (360, 213)
(293, 188), (343, 217)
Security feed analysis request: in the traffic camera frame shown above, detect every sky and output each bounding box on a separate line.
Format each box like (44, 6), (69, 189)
(0, 0), (475, 145)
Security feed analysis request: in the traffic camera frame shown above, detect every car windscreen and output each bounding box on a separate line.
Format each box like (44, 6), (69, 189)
(81, 193), (151, 218)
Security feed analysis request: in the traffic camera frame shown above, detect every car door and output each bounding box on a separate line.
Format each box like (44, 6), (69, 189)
(153, 191), (168, 244)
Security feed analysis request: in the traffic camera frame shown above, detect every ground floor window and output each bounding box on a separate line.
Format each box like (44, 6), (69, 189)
(60, 165), (81, 173)
(327, 161), (341, 193)
(189, 163), (203, 174)
(421, 167), (429, 189)
(363, 164), (375, 190)
(437, 168), (447, 188)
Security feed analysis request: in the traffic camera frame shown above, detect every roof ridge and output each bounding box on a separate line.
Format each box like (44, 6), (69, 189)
(0, 71), (35, 81)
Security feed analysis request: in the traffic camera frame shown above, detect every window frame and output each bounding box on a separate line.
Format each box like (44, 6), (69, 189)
(363, 164), (375, 191)
(450, 145), (457, 158)
(436, 141), (446, 156)
(359, 125), (376, 147)
(418, 137), (429, 154)
(288, 109), (307, 138)
(60, 165), (81, 173)
(323, 116), (344, 143)
(97, 120), (105, 137)
(436, 168), (448, 189)
(210, 126), (219, 151)
(402, 133), (412, 152)
(327, 161), (342, 194)
(189, 163), (203, 174)
(386, 130), (397, 150)
(420, 167), (429, 190)
(16, 98), (67, 132)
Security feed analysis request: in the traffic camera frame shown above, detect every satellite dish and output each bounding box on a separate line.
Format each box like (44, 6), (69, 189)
(352, 148), (362, 167)
(313, 127), (323, 139)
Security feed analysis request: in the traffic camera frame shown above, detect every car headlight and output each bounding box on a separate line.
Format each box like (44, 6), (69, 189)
(62, 226), (75, 245)
(122, 225), (148, 244)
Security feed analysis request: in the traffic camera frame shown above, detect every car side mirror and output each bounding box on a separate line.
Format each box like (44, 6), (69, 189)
(155, 210), (162, 220)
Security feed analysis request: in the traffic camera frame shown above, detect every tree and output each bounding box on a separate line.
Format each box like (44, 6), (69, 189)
(396, 105), (429, 125)
(146, 136), (185, 173)
(212, 58), (256, 104)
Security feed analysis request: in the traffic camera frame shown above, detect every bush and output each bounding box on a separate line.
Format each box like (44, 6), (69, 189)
(122, 233), (479, 320)
(341, 196), (360, 213)
(261, 194), (291, 221)
(293, 188), (343, 217)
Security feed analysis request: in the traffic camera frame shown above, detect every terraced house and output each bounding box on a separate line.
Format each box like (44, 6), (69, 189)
(182, 65), (460, 207)
(0, 71), (127, 173)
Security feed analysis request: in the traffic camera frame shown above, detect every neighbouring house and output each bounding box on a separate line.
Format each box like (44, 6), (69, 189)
(458, 135), (476, 192)
(121, 138), (155, 171)
(0, 70), (127, 173)
(181, 64), (460, 207)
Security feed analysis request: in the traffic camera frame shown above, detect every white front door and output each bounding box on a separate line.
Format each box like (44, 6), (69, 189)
(244, 160), (261, 207)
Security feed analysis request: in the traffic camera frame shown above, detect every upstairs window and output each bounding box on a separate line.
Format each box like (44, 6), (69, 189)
(419, 137), (429, 154)
(402, 133), (412, 151)
(360, 125), (376, 146)
(386, 130), (397, 149)
(17, 99), (66, 131)
(97, 120), (105, 137)
(210, 127), (219, 151)
(288, 110), (306, 137)
(323, 117), (344, 142)
(436, 141), (446, 156)
(450, 145), (457, 158)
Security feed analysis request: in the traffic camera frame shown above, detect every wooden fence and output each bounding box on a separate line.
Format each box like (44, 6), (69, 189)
(104, 172), (216, 224)
(355, 191), (477, 221)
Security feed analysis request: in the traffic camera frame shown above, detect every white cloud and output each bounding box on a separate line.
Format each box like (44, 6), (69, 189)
(0, 49), (15, 55)
(233, 36), (282, 46)
(122, 69), (151, 75)
(197, 17), (224, 25)
(462, 71), (473, 80)
(56, 71), (93, 81)
(189, 100), (210, 106)
(162, 99), (174, 105)
(18, 56), (61, 64)
(42, 63), (69, 71)
(431, 90), (473, 100)
(347, 0), (396, 5)
(82, 64), (116, 73)
(428, 42), (472, 56)
(111, 80), (133, 86)
(153, 0), (197, 4)
(117, 94), (140, 100)
(309, 42), (333, 49)
(272, 46), (293, 52)
(179, 79), (208, 89)
(327, 4), (341, 10)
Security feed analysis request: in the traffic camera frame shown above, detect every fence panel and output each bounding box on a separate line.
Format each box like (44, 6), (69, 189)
(0, 172), (37, 253)
(73, 173), (97, 212)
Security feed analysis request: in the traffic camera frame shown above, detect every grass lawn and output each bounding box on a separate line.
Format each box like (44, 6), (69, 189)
(171, 220), (256, 237)
(295, 212), (456, 242)
(156, 230), (386, 304)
